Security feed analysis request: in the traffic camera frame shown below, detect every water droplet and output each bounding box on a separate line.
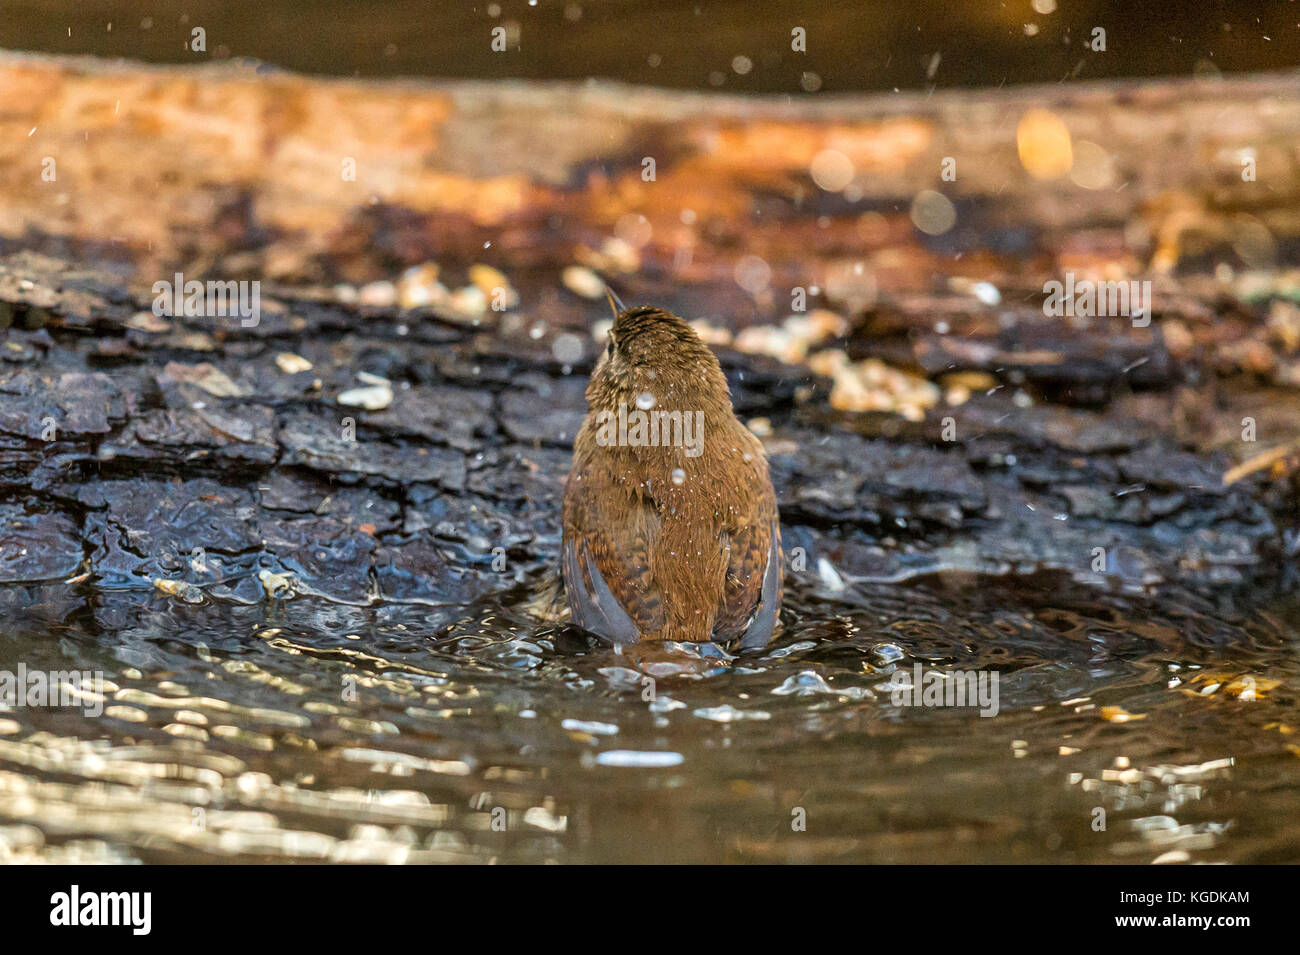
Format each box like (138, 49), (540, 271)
(873, 643), (905, 664)
(635, 391), (656, 411)
(671, 468), (686, 485)
(771, 670), (834, 696)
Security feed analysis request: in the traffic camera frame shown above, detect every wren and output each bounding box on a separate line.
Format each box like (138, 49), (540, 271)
(561, 300), (782, 647)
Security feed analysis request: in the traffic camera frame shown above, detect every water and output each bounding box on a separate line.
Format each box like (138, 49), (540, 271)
(2, 572), (1297, 863)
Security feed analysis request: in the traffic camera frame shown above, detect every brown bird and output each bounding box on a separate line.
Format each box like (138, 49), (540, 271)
(561, 299), (782, 647)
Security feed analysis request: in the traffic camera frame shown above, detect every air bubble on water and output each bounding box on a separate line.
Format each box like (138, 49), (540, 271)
(597, 666), (643, 689)
(694, 704), (770, 723)
(764, 640), (817, 660)
(772, 670), (834, 696)
(649, 696), (687, 714)
(671, 468), (686, 485)
(873, 643), (905, 664)
(635, 391), (656, 410)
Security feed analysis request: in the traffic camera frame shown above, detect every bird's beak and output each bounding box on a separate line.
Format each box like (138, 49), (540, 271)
(604, 286), (626, 318)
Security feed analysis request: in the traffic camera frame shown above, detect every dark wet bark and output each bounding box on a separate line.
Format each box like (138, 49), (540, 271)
(1, 250), (1297, 611)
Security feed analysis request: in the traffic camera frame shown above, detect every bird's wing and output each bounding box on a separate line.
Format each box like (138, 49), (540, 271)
(714, 511), (782, 649)
(562, 485), (665, 644)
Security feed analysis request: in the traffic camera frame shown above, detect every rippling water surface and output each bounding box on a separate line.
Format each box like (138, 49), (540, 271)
(1, 573), (1297, 864)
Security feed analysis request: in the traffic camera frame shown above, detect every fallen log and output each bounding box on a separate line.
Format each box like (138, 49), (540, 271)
(1, 50), (1298, 290)
(0, 248), (1296, 611)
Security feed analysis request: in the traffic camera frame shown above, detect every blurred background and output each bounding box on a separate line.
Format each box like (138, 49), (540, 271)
(3, 0), (1298, 91)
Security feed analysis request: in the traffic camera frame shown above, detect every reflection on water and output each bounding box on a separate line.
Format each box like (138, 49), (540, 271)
(0, 573), (1297, 864)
